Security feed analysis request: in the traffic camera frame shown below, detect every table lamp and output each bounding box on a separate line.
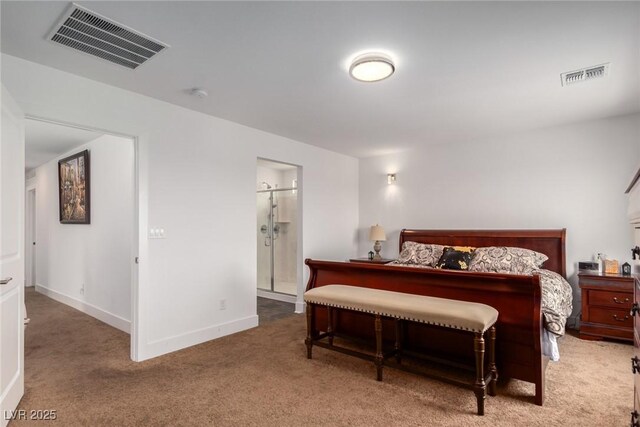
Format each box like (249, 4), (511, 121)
(369, 225), (386, 260)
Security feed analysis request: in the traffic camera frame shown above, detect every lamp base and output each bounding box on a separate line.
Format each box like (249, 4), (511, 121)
(373, 241), (382, 260)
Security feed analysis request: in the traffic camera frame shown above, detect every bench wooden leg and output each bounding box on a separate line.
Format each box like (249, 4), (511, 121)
(327, 306), (334, 346)
(374, 315), (384, 381)
(488, 326), (497, 396)
(394, 319), (403, 364)
(305, 303), (314, 359)
(473, 332), (486, 416)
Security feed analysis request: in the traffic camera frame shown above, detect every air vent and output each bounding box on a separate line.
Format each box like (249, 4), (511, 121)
(47, 3), (169, 70)
(561, 63), (610, 87)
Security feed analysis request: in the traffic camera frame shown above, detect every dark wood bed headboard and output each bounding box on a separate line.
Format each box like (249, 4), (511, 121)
(399, 229), (567, 277)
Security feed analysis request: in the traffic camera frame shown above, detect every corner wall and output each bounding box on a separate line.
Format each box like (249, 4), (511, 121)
(358, 114), (640, 319)
(33, 134), (134, 333)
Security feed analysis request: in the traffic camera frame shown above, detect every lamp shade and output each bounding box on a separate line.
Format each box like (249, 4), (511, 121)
(369, 225), (386, 242)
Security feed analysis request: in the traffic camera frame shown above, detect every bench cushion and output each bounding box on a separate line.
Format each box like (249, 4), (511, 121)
(304, 285), (498, 333)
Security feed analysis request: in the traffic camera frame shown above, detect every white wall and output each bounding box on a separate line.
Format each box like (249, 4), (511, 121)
(359, 114), (640, 319)
(2, 54), (359, 360)
(33, 134), (134, 333)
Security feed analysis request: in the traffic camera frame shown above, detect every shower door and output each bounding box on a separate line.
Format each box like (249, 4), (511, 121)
(257, 192), (273, 292)
(256, 189), (297, 295)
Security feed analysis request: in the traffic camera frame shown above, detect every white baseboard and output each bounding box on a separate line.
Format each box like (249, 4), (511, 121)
(138, 315), (259, 361)
(257, 289), (297, 304)
(295, 301), (305, 314)
(35, 284), (130, 334)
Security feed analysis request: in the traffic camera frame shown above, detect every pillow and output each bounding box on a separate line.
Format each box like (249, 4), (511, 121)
(468, 246), (548, 275)
(450, 246), (475, 253)
(396, 242), (445, 267)
(436, 247), (474, 270)
(396, 241), (418, 264)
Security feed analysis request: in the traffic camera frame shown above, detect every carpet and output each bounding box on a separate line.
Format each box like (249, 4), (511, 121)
(13, 288), (632, 426)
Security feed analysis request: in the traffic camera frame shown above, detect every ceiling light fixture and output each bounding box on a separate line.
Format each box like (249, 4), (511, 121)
(349, 53), (395, 82)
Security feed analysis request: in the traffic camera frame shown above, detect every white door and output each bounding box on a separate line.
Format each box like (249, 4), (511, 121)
(0, 85), (25, 426)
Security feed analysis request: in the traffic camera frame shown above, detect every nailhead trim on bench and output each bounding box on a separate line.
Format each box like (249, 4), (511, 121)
(304, 298), (484, 333)
(304, 285), (498, 334)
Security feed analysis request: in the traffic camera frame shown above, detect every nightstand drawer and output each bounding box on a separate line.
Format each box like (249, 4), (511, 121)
(588, 290), (632, 308)
(588, 306), (633, 328)
(579, 272), (637, 342)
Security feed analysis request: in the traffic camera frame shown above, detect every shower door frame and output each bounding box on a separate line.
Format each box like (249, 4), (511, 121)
(257, 186), (297, 296)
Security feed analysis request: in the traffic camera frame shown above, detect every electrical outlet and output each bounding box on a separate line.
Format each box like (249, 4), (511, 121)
(219, 299), (226, 311)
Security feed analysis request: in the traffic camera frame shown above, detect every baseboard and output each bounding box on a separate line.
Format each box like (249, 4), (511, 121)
(35, 284), (130, 334)
(255, 290), (303, 312)
(138, 315), (259, 361)
(257, 289), (297, 304)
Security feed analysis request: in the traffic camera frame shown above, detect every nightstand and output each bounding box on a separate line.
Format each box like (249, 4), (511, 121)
(579, 273), (634, 342)
(349, 258), (394, 264)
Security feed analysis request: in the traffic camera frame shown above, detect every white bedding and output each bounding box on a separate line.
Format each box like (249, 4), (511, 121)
(542, 329), (560, 361)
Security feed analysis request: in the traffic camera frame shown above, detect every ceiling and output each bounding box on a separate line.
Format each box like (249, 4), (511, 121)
(25, 119), (103, 172)
(2, 2), (639, 158)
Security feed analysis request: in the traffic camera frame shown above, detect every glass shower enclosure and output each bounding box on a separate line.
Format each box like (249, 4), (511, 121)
(257, 184), (297, 296)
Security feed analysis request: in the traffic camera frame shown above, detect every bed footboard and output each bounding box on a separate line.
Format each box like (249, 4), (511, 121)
(305, 259), (545, 405)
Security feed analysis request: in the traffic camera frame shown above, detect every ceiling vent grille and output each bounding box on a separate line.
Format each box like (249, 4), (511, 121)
(561, 63), (610, 87)
(48, 3), (169, 70)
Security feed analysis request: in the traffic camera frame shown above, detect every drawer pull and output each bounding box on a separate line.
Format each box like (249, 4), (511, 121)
(613, 314), (630, 322)
(613, 297), (630, 304)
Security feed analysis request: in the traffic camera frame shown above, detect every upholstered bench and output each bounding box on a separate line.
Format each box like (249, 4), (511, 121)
(304, 284), (499, 415)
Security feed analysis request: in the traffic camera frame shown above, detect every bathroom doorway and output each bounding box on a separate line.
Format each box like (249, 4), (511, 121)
(256, 159), (299, 303)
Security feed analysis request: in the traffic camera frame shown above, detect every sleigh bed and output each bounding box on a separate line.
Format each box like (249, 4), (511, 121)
(304, 229), (568, 406)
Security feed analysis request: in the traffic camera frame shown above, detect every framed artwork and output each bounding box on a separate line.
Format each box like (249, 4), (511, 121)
(58, 149), (90, 224)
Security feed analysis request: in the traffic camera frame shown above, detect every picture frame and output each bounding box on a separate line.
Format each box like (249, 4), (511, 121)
(58, 149), (90, 224)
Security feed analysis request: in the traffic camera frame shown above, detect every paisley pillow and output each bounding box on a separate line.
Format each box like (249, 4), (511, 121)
(396, 242), (445, 267)
(436, 247), (474, 270)
(468, 246), (548, 275)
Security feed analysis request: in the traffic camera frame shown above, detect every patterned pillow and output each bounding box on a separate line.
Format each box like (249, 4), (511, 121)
(396, 242), (444, 267)
(468, 246), (548, 275)
(396, 241), (418, 263)
(436, 247), (474, 270)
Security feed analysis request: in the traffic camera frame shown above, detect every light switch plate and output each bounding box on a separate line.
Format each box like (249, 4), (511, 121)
(148, 228), (166, 239)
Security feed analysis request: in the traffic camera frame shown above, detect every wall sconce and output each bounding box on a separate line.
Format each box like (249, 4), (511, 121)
(387, 173), (397, 184)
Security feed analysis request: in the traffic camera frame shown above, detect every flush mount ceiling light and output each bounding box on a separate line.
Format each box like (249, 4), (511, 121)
(349, 53), (395, 82)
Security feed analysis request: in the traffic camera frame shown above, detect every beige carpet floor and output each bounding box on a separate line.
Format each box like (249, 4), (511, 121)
(13, 288), (632, 426)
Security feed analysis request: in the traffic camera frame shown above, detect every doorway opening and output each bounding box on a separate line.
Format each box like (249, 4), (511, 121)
(25, 187), (36, 287)
(256, 159), (299, 307)
(23, 117), (137, 358)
